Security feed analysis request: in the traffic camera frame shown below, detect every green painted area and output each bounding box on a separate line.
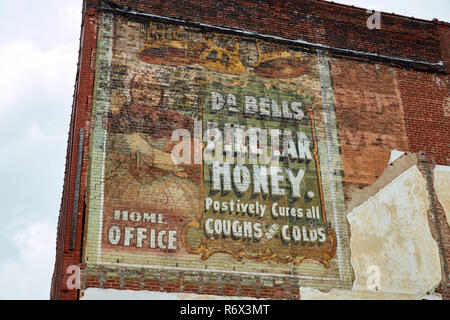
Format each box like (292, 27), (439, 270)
(194, 75), (328, 259)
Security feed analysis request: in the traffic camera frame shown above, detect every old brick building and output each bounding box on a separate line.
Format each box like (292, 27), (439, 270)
(51, 0), (450, 300)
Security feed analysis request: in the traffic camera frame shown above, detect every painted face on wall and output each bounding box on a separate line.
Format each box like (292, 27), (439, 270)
(129, 71), (163, 111)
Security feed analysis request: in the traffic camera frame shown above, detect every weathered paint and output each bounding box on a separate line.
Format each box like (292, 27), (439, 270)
(82, 12), (353, 294)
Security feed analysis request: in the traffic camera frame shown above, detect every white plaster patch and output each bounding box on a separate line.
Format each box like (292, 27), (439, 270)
(347, 165), (441, 297)
(389, 150), (405, 165)
(434, 165), (450, 227)
(435, 165), (450, 173)
(81, 288), (256, 300)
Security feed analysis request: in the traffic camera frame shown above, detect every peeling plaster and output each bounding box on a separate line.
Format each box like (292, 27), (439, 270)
(347, 165), (441, 297)
(434, 165), (450, 227)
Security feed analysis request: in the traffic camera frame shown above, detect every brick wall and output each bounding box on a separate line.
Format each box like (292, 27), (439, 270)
(51, 0), (450, 300)
(437, 21), (450, 73)
(330, 60), (410, 199)
(105, 0), (444, 66)
(398, 70), (450, 165)
(50, 1), (99, 300)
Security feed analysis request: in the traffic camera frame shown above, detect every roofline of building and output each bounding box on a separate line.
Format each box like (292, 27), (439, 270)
(320, 0), (449, 25)
(98, 1), (446, 73)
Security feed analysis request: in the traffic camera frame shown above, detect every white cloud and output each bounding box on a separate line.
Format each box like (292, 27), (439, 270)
(0, 39), (76, 299)
(0, 220), (56, 300)
(0, 0), (81, 300)
(0, 39), (77, 113)
(0, 37), (78, 214)
(66, 4), (83, 33)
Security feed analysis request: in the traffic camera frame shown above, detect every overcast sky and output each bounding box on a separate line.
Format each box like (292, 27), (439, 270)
(0, 0), (448, 300)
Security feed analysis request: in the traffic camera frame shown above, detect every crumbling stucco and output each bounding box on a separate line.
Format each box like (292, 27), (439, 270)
(434, 165), (450, 227)
(347, 165), (441, 297)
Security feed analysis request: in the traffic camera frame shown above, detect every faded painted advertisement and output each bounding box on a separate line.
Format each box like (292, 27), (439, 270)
(84, 14), (353, 290)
